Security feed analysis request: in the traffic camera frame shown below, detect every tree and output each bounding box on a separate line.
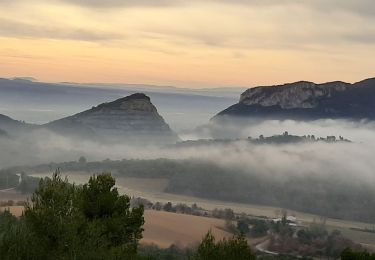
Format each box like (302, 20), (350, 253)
(78, 156), (87, 164)
(153, 202), (162, 211)
(79, 173), (145, 258)
(24, 169), (79, 258)
(237, 219), (250, 234)
(224, 208), (235, 220)
(0, 210), (34, 260)
(163, 202), (173, 212)
(195, 231), (255, 260)
(250, 219), (268, 237)
(341, 248), (375, 260)
(1, 170), (144, 259)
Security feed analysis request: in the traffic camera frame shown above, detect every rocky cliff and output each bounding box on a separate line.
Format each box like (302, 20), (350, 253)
(214, 78), (375, 120)
(239, 81), (349, 109)
(46, 93), (179, 144)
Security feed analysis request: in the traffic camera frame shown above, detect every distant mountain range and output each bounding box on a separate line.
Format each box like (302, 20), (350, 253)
(0, 78), (240, 131)
(0, 93), (179, 144)
(2, 76), (375, 141)
(214, 77), (375, 121)
(0, 114), (34, 134)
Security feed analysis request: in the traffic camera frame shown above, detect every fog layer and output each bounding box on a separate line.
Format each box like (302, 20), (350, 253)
(1, 119), (375, 185)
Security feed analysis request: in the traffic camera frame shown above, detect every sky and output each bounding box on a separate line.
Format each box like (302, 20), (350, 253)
(0, 0), (374, 88)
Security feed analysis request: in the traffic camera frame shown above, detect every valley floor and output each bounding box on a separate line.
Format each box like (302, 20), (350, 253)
(18, 172), (375, 250)
(0, 206), (232, 248)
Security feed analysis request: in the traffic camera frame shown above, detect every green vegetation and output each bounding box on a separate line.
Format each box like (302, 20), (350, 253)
(267, 221), (362, 258)
(5, 156), (375, 223)
(195, 231), (255, 260)
(0, 169), (39, 193)
(175, 132), (351, 147)
(138, 244), (194, 260)
(0, 171), (19, 190)
(17, 172), (40, 194)
(236, 217), (270, 237)
(166, 161), (375, 223)
(0, 171), (144, 260)
(0, 171), (260, 260)
(341, 248), (375, 260)
(138, 232), (257, 260)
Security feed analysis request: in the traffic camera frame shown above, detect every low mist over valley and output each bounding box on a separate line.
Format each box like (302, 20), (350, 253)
(2, 77), (375, 258)
(2, 81), (375, 224)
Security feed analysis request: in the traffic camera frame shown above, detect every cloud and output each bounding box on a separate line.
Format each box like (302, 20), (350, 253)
(344, 31), (375, 45)
(1, 0), (374, 47)
(3, 0), (373, 18)
(49, 0), (375, 19)
(1, 119), (375, 187)
(58, 0), (181, 8)
(0, 18), (123, 41)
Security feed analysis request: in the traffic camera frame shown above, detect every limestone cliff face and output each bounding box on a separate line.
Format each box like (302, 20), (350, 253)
(214, 78), (375, 120)
(239, 81), (349, 109)
(46, 93), (179, 144)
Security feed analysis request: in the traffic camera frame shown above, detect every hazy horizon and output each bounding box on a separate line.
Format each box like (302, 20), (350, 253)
(2, 75), (375, 90)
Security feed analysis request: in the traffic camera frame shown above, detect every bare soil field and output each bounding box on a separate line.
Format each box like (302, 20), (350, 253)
(0, 190), (28, 201)
(2, 204), (375, 250)
(142, 210), (232, 248)
(0, 205), (24, 217)
(0, 206), (232, 248)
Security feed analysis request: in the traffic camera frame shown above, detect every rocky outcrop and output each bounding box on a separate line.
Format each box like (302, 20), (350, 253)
(239, 81), (349, 109)
(45, 93), (179, 144)
(214, 78), (375, 120)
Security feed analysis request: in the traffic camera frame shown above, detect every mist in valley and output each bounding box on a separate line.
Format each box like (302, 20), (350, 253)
(1, 118), (375, 182)
(2, 118), (375, 222)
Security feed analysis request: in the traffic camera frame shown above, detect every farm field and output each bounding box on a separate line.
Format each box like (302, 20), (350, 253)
(23, 172), (375, 248)
(0, 206), (231, 248)
(0, 189), (28, 201)
(142, 210), (231, 248)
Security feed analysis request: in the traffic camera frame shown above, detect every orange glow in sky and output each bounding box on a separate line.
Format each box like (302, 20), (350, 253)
(0, 1), (374, 88)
